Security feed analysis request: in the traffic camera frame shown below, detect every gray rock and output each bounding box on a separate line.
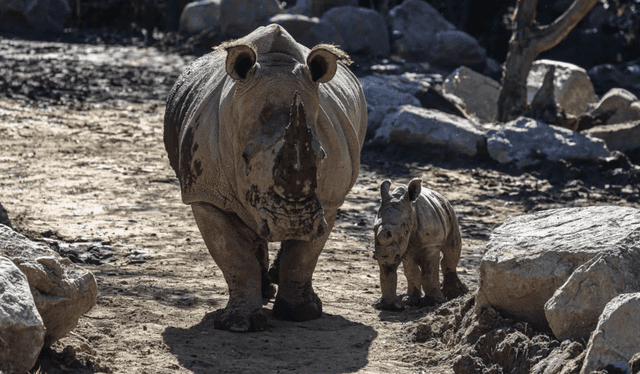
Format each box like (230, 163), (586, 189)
(0, 225), (97, 347)
(321, 6), (389, 57)
(389, 0), (485, 67)
(284, 0), (311, 16)
(179, 0), (221, 33)
(0, 256), (45, 374)
(0, 202), (11, 229)
(475, 206), (640, 332)
(389, 0), (455, 62)
(545, 234), (640, 342)
(486, 117), (609, 168)
(530, 340), (585, 374)
(527, 60), (599, 117)
(0, 0), (71, 32)
(581, 293), (640, 374)
(442, 66), (500, 123)
(587, 88), (640, 125)
(375, 105), (485, 156)
(431, 30), (487, 68)
(219, 0), (283, 36)
(359, 76), (421, 136)
(310, 0), (357, 17)
(583, 121), (640, 153)
(269, 14), (343, 48)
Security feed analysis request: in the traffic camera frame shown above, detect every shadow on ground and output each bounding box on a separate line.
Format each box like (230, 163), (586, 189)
(163, 310), (377, 373)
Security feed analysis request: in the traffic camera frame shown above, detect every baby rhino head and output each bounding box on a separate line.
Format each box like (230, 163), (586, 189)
(373, 179), (422, 266)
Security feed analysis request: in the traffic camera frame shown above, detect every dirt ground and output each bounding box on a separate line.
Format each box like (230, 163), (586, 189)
(1, 31), (640, 374)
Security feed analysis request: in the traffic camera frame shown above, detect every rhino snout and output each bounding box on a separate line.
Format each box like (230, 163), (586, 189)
(376, 227), (394, 247)
(373, 247), (401, 265)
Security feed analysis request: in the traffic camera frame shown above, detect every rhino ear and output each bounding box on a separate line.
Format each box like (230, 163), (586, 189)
(380, 180), (391, 202)
(307, 44), (353, 83)
(407, 179), (422, 202)
(217, 40), (257, 80)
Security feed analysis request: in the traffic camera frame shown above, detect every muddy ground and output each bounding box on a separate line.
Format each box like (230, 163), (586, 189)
(1, 30), (640, 374)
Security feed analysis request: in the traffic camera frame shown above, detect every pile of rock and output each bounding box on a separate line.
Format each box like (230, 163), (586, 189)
(368, 60), (640, 168)
(179, 0), (487, 67)
(0, 221), (97, 373)
(475, 205), (640, 373)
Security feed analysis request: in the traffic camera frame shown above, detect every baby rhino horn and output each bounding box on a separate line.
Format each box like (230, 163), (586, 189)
(380, 180), (392, 202)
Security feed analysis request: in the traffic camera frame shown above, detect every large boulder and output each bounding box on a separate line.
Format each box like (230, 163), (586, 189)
(527, 60), (599, 117)
(588, 63), (640, 99)
(585, 88), (640, 127)
(475, 206), (640, 332)
(583, 121), (640, 153)
(0, 225), (97, 347)
(179, 0), (222, 34)
(0, 0), (71, 33)
(219, 0), (283, 36)
(321, 6), (389, 57)
(359, 75), (421, 136)
(442, 66), (500, 124)
(580, 293), (640, 374)
(545, 231), (640, 342)
(375, 105), (485, 157)
(430, 30), (487, 68)
(486, 117), (609, 168)
(0, 202), (11, 229)
(389, 0), (486, 67)
(269, 14), (343, 48)
(311, 0), (357, 17)
(0, 256), (45, 374)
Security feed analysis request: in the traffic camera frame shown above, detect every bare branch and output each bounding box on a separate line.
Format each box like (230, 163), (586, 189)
(534, 0), (600, 54)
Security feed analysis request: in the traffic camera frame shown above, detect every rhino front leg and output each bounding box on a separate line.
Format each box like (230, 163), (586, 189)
(373, 261), (403, 311)
(191, 202), (270, 332)
(402, 255), (423, 307)
(272, 209), (337, 322)
(418, 247), (445, 306)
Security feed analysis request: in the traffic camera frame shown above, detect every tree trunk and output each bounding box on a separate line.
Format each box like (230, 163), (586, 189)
(496, 0), (600, 123)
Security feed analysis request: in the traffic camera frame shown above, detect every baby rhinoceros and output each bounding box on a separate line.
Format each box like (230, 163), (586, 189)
(373, 178), (468, 311)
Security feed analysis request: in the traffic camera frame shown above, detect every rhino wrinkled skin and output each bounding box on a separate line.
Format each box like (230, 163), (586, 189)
(373, 179), (467, 311)
(164, 24), (367, 332)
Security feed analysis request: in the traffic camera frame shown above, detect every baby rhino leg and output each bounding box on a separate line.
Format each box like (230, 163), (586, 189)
(440, 232), (468, 300)
(402, 256), (422, 307)
(374, 263), (404, 311)
(418, 246), (445, 306)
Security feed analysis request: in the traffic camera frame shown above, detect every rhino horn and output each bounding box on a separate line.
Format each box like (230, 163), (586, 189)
(380, 180), (391, 202)
(273, 92), (325, 201)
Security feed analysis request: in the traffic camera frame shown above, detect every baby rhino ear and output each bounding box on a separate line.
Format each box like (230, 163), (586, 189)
(407, 179), (422, 202)
(380, 180), (391, 202)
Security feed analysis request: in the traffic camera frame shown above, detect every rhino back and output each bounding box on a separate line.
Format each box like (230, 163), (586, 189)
(413, 189), (459, 246)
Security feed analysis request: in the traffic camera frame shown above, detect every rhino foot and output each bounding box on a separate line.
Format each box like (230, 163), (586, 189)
(212, 308), (269, 332)
(272, 292), (322, 321)
(419, 294), (446, 308)
(373, 296), (404, 311)
(441, 272), (469, 301)
(402, 294), (422, 308)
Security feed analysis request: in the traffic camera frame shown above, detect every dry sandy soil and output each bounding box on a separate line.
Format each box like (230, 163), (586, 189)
(1, 31), (640, 374)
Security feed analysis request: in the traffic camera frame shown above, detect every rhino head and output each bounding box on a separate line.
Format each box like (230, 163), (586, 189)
(218, 33), (351, 242)
(373, 179), (422, 266)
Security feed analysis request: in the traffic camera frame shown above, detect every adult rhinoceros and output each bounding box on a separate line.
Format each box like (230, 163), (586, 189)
(164, 24), (367, 332)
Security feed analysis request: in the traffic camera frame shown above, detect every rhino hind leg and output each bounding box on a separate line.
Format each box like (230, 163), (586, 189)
(418, 247), (445, 305)
(191, 202), (271, 332)
(272, 209), (337, 321)
(440, 229), (468, 300)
